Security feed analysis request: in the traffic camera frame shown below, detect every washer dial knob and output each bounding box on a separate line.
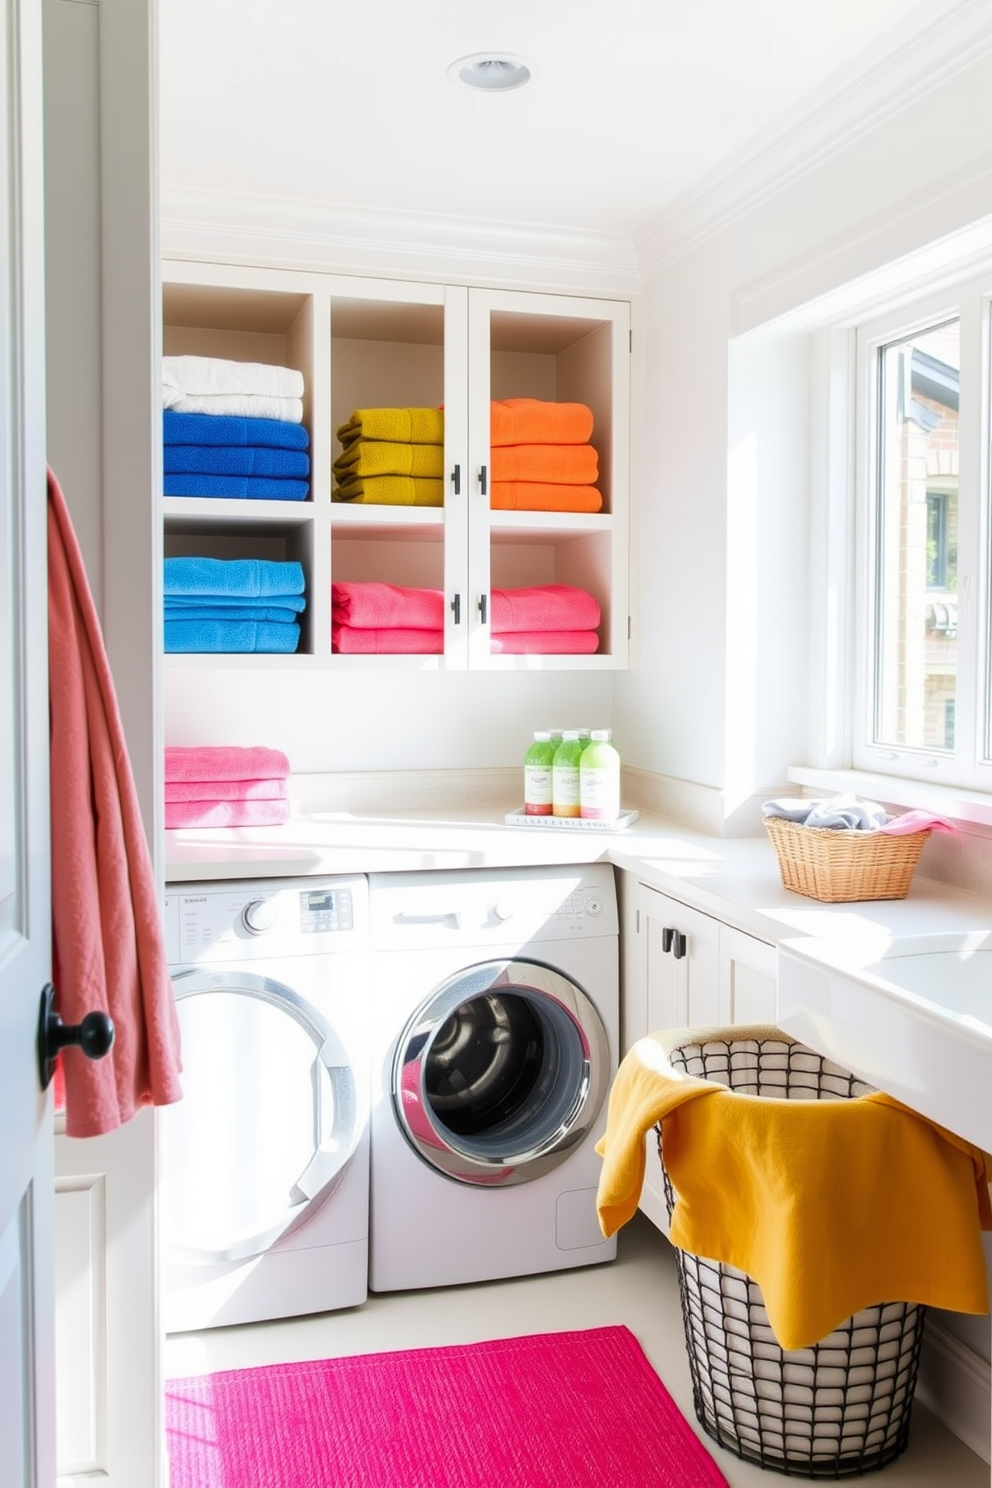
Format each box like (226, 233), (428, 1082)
(242, 898), (278, 935)
(490, 900), (515, 923)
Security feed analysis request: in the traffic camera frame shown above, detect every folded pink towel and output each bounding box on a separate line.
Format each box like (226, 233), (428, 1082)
(490, 630), (600, 655)
(879, 810), (959, 836)
(165, 778), (289, 803)
(331, 582), (445, 631)
(332, 624), (444, 654)
(165, 798), (291, 829)
(491, 584), (601, 633)
(165, 745), (290, 784)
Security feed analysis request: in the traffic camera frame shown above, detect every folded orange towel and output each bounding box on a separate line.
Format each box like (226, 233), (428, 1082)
(491, 398), (594, 447)
(596, 1027), (992, 1350)
(490, 482), (603, 513)
(490, 444), (598, 485)
(333, 441), (444, 480)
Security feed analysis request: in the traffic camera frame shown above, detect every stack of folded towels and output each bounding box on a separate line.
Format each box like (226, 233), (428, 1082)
(163, 356), (309, 502)
(164, 557), (306, 654)
(490, 398), (602, 513)
(332, 408), (445, 506)
(331, 581), (599, 655)
(164, 745), (291, 829)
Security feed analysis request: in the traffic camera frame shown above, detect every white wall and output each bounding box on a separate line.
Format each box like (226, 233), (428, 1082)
(614, 40), (992, 817)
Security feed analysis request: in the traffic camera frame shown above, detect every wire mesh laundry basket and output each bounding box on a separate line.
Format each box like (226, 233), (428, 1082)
(658, 1033), (926, 1479)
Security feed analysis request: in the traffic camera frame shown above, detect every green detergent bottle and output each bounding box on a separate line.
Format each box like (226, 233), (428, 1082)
(552, 730), (584, 818)
(580, 728), (621, 821)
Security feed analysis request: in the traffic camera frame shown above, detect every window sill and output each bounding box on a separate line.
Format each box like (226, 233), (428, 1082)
(786, 765), (992, 833)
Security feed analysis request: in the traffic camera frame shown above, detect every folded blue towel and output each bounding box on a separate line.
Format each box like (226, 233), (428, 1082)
(164, 473), (309, 501)
(164, 444), (310, 478)
(164, 557), (305, 600)
(163, 590), (307, 613)
(164, 603), (305, 624)
(164, 618), (301, 654)
(164, 410), (310, 450)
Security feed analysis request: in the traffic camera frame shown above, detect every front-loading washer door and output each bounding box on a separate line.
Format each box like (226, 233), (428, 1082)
(391, 959), (610, 1187)
(166, 970), (359, 1263)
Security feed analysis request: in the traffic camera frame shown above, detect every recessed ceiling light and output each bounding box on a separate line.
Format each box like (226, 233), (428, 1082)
(448, 53), (532, 92)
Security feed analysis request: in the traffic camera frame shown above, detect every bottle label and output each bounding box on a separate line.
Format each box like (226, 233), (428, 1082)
(579, 767), (620, 821)
(552, 763), (581, 817)
(524, 763), (553, 815)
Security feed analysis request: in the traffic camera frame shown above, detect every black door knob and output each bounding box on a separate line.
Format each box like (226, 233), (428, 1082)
(37, 982), (115, 1092)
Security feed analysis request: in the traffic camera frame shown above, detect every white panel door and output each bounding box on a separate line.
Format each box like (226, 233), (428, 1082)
(0, 0), (57, 1483)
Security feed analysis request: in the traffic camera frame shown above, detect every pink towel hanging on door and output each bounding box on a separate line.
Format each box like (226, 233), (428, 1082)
(48, 468), (182, 1137)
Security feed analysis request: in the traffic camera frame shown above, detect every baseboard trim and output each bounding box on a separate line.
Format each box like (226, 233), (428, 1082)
(916, 1315), (990, 1464)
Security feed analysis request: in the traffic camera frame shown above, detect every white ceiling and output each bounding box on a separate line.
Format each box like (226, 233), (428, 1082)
(159, 0), (973, 247)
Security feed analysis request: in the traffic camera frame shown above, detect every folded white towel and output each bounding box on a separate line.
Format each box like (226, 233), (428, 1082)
(162, 390), (304, 423)
(162, 355), (304, 400)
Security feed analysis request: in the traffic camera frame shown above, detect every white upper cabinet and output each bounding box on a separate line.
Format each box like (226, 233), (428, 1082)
(161, 260), (630, 670)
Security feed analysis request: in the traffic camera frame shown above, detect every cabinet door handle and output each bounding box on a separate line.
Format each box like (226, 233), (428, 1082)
(661, 927), (674, 953)
(672, 930), (687, 960)
(479, 594), (488, 624)
(450, 464), (461, 496)
(450, 593), (461, 625)
(478, 464), (488, 496)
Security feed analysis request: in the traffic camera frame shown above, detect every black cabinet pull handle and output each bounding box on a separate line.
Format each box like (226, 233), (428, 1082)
(661, 927), (674, 953)
(479, 464), (488, 496)
(450, 464), (461, 495)
(479, 594), (488, 624)
(450, 593), (461, 625)
(37, 983), (114, 1092)
(672, 931), (687, 960)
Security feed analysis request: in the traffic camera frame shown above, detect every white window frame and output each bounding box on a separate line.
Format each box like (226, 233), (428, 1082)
(850, 274), (992, 794)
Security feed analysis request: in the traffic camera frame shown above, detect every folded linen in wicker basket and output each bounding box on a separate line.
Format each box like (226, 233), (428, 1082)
(595, 1025), (992, 1350)
(763, 793), (958, 834)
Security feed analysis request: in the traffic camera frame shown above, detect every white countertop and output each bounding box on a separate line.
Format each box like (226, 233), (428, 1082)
(164, 803), (992, 945)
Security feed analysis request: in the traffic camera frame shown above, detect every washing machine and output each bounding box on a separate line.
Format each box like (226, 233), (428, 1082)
(367, 862), (619, 1292)
(162, 875), (370, 1331)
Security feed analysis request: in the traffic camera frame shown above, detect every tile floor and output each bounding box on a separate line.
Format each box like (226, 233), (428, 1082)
(164, 1214), (988, 1486)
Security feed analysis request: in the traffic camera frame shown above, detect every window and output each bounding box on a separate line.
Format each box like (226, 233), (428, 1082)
(854, 278), (992, 790)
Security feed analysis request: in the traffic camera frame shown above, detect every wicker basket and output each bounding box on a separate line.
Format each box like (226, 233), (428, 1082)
(660, 1033), (925, 1478)
(764, 816), (930, 903)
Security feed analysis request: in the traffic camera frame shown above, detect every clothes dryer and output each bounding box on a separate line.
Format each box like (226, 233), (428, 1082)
(368, 863), (618, 1291)
(162, 875), (369, 1331)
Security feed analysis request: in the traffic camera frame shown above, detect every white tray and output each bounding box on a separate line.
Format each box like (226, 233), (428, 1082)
(504, 807), (639, 831)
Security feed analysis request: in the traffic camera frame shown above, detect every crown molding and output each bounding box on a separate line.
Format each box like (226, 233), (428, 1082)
(160, 188), (642, 298)
(634, 0), (992, 280)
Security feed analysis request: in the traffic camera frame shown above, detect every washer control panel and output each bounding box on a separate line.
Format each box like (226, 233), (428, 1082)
(165, 876), (367, 964)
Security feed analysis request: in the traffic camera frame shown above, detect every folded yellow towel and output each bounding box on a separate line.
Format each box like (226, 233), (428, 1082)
(333, 441), (444, 480)
(336, 408), (444, 447)
(332, 475), (444, 507)
(596, 1026), (992, 1350)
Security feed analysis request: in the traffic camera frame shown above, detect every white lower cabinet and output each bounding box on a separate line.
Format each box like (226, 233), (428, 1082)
(621, 878), (777, 1231)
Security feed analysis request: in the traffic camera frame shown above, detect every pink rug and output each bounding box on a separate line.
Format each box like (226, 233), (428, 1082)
(166, 1325), (728, 1488)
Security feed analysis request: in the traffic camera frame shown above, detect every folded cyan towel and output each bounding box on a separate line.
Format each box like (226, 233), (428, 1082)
(490, 482), (603, 513)
(331, 582), (444, 630)
(163, 392), (304, 422)
(163, 355), (304, 400)
(491, 584), (601, 633)
(164, 410), (310, 450)
(165, 778), (289, 803)
(165, 798), (291, 830)
(596, 1027), (992, 1351)
(163, 557), (305, 600)
(164, 473), (310, 501)
(332, 475), (443, 507)
(164, 619), (300, 654)
(165, 591), (306, 613)
(333, 441), (444, 480)
(164, 603), (304, 624)
(490, 444), (599, 484)
(490, 630), (599, 655)
(164, 444), (310, 478)
(491, 399), (594, 447)
(332, 624), (444, 655)
(165, 745), (290, 783)
(336, 407), (444, 446)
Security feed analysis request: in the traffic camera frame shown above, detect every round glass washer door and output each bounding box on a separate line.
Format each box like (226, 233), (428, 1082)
(166, 969), (359, 1263)
(392, 958), (611, 1187)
